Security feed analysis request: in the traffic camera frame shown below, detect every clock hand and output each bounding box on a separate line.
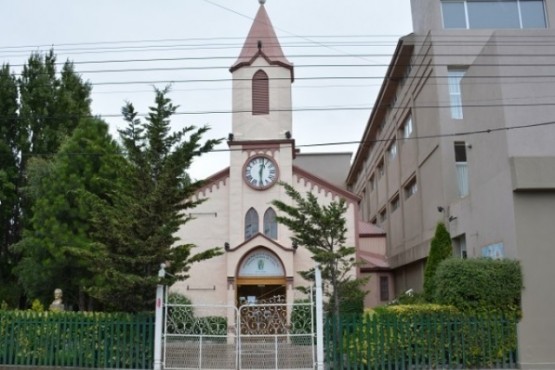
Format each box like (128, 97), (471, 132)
(258, 159), (265, 184)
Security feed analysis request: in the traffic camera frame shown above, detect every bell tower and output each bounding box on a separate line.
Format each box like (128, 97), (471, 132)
(229, 0), (294, 141)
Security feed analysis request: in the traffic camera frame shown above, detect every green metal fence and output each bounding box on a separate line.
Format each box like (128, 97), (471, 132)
(0, 311), (154, 369)
(325, 313), (518, 369)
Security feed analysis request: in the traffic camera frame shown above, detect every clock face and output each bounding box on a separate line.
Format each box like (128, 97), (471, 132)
(244, 155), (279, 190)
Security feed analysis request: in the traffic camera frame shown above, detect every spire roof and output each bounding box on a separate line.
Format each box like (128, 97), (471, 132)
(230, 4), (293, 76)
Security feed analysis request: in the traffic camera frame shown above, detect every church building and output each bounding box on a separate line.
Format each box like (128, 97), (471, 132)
(172, 1), (389, 309)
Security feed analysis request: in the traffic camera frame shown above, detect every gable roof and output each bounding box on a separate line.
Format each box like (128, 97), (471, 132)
(230, 4), (293, 78)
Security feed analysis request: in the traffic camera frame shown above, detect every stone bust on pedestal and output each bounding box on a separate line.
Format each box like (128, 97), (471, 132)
(49, 288), (65, 312)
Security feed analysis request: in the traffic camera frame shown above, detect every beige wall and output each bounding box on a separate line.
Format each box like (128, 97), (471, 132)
(513, 191), (555, 369)
(348, 0), (555, 366)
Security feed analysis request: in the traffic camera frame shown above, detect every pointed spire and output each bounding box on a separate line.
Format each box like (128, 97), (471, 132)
(230, 3), (293, 76)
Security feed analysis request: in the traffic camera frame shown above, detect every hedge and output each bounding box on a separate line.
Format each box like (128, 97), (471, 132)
(434, 258), (522, 315)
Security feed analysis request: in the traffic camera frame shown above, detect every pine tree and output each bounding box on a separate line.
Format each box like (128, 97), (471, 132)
(271, 183), (361, 316)
(78, 87), (223, 312)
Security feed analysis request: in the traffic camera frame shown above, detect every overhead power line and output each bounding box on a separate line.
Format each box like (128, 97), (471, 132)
(19, 119), (555, 159)
(1, 100), (555, 121)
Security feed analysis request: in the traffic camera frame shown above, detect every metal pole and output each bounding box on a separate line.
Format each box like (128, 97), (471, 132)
(154, 264), (166, 370)
(315, 266), (325, 370)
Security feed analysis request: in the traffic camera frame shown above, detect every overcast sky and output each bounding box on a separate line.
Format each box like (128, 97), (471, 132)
(1, 0), (413, 180)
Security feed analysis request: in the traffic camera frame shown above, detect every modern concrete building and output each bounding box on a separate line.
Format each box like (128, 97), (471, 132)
(172, 2), (388, 314)
(346, 1), (555, 368)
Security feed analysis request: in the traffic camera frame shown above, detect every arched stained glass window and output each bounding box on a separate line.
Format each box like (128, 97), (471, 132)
(263, 207), (277, 239)
(252, 70), (269, 115)
(245, 207), (259, 240)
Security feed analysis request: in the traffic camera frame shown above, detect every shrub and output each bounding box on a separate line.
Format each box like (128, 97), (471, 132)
(338, 304), (518, 368)
(434, 258), (522, 316)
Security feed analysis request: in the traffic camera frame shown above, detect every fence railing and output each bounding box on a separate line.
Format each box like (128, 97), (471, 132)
(325, 313), (518, 369)
(0, 311), (154, 369)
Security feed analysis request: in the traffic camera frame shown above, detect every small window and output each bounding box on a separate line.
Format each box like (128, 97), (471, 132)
(454, 141), (467, 162)
(245, 208), (259, 240)
(377, 159), (385, 178)
(252, 70), (269, 115)
(390, 194), (400, 213)
(379, 208), (387, 223)
(380, 276), (390, 301)
(263, 207), (278, 239)
(448, 68), (467, 119)
(404, 177), (418, 199)
(454, 142), (469, 197)
(378, 120), (386, 136)
(402, 115), (413, 139)
(369, 175), (375, 191)
(388, 140), (398, 161)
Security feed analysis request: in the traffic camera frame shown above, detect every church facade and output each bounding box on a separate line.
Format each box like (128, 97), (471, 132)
(172, 3), (389, 309)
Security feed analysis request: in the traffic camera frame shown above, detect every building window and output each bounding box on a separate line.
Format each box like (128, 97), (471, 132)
(245, 207), (259, 240)
(402, 115), (413, 139)
(379, 208), (387, 223)
(380, 276), (390, 301)
(370, 216), (377, 224)
(388, 140), (398, 161)
(453, 234), (467, 259)
(252, 70), (269, 115)
(448, 68), (467, 119)
(390, 194), (400, 213)
(378, 120), (386, 136)
(404, 177), (418, 199)
(263, 207), (278, 239)
(454, 142), (469, 197)
(369, 175), (375, 192)
(442, 0), (547, 29)
(377, 159), (385, 178)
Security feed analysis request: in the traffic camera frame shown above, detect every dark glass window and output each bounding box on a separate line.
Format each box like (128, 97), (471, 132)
(454, 141), (467, 162)
(442, 0), (546, 29)
(263, 207), (278, 239)
(245, 208), (259, 240)
(380, 276), (390, 301)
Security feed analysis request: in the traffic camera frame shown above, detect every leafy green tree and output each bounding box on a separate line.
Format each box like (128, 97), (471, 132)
(423, 222), (453, 301)
(0, 64), (20, 306)
(271, 182), (361, 317)
(13, 118), (123, 309)
(75, 87), (223, 312)
(0, 50), (91, 306)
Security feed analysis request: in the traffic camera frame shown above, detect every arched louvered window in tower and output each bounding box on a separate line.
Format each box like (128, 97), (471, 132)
(263, 207), (278, 239)
(245, 207), (259, 240)
(252, 70), (269, 115)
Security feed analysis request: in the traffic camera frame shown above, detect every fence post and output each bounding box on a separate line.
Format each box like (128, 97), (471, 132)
(154, 265), (166, 370)
(315, 266), (325, 370)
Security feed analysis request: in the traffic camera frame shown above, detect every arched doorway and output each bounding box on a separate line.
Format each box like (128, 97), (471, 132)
(236, 248), (286, 306)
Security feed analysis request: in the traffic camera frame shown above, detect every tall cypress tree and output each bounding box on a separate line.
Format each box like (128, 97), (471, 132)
(423, 222), (453, 301)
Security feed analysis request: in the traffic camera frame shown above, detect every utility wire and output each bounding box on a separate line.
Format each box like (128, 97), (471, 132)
(2, 100), (555, 120)
(19, 119), (555, 158)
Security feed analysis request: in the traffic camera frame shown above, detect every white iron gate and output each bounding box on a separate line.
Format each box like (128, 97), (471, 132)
(160, 294), (315, 370)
